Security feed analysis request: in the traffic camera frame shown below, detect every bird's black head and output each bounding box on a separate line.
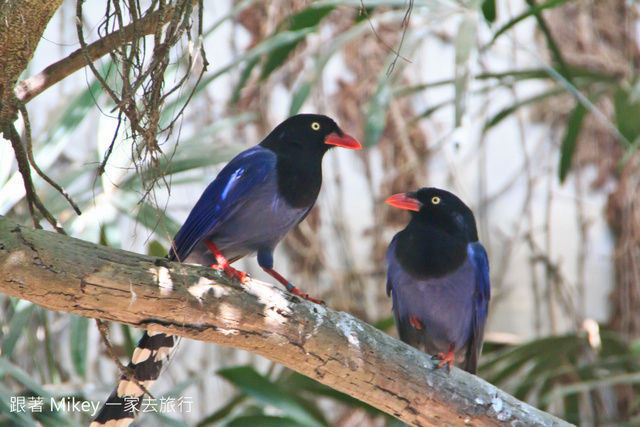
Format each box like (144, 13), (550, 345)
(387, 187), (479, 243)
(259, 114), (360, 208)
(260, 114), (361, 154)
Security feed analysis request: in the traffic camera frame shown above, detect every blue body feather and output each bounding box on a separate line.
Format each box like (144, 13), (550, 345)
(169, 146), (312, 267)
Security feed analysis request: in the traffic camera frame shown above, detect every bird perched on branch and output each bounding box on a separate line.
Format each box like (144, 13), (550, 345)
(92, 114), (361, 426)
(385, 188), (490, 374)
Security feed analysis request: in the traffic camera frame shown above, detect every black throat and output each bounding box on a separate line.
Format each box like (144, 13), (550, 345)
(395, 221), (469, 280)
(273, 148), (326, 208)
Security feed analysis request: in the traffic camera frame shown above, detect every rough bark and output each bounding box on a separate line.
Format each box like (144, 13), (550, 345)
(0, 0), (64, 119)
(0, 215), (571, 427)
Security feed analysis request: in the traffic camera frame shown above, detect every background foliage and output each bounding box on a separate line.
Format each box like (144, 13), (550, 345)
(1, 0), (640, 425)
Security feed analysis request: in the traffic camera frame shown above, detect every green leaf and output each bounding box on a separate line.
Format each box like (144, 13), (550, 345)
(484, 87), (565, 130)
(42, 78), (104, 143)
(365, 29), (422, 147)
(289, 8), (409, 116)
(287, 6), (335, 30)
(396, 66), (616, 99)
(513, 353), (561, 401)
(289, 81), (312, 115)
(217, 366), (324, 427)
(488, 0), (573, 47)
(481, 0), (496, 23)
(1, 299), (36, 357)
(275, 372), (328, 425)
(365, 78), (391, 147)
(229, 58), (260, 106)
(543, 372), (640, 404)
(209, 28), (314, 86)
(413, 99), (455, 123)
(196, 395), (247, 426)
(0, 357), (52, 398)
(477, 67), (616, 84)
(480, 335), (582, 384)
(558, 101), (587, 183)
(614, 86), (640, 147)
(260, 6), (335, 81)
(69, 315), (89, 378)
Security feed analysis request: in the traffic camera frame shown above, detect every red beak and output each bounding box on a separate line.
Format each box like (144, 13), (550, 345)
(386, 193), (421, 212)
(325, 131), (362, 149)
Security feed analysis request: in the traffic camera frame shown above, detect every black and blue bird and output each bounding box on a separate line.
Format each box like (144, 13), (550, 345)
(92, 114), (361, 426)
(385, 188), (490, 373)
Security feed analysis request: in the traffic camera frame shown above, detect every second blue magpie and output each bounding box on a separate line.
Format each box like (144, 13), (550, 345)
(385, 188), (490, 373)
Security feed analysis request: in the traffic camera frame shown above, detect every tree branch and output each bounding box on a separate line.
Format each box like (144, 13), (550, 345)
(14, 7), (175, 104)
(0, 215), (571, 427)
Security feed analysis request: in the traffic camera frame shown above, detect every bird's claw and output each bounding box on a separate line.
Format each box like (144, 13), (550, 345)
(285, 282), (325, 305)
(211, 263), (250, 284)
(432, 349), (455, 373)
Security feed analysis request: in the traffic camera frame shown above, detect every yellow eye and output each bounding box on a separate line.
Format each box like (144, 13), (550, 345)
(311, 122), (321, 131)
(431, 196), (441, 205)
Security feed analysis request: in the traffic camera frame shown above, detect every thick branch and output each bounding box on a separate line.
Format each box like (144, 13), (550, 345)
(0, 215), (571, 427)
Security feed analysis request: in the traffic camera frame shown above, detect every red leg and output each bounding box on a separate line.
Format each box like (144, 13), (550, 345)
(204, 241), (249, 284)
(262, 267), (324, 305)
(433, 343), (456, 372)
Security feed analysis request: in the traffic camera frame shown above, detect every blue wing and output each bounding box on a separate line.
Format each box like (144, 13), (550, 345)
(385, 236), (399, 298)
(464, 241), (491, 372)
(168, 146), (276, 262)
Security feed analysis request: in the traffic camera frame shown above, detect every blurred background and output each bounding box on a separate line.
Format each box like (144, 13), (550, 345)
(1, 0), (640, 425)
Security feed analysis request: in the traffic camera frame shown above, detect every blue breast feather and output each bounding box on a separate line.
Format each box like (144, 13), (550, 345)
(386, 237), (490, 370)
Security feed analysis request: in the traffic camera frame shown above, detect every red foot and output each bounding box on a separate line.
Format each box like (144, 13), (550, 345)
(262, 267), (325, 305)
(205, 241), (250, 284)
(409, 315), (424, 330)
(433, 344), (456, 372)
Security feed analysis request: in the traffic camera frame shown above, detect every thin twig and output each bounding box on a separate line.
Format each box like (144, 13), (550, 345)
(387, 0), (414, 75)
(95, 319), (156, 399)
(17, 103), (82, 215)
(97, 110), (124, 176)
(4, 123), (39, 229)
(358, 0), (412, 76)
(4, 120), (65, 234)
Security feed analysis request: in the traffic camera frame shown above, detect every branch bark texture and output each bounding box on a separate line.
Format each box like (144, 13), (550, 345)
(0, 215), (572, 427)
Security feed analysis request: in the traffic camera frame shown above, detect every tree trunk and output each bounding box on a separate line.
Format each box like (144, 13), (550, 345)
(0, 1), (64, 121)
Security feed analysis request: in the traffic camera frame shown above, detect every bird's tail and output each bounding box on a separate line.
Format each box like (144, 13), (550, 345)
(91, 331), (175, 426)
